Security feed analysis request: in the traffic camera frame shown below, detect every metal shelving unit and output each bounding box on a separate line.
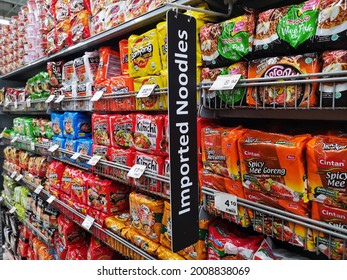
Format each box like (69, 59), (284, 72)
(2, 166), (156, 260)
(0, 0), (201, 81)
(200, 71), (347, 121)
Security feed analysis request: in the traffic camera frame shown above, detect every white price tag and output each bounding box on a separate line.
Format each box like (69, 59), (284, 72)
(87, 155), (102, 166)
(10, 171), (17, 178)
(34, 185), (44, 194)
(11, 136), (19, 143)
(137, 84), (157, 98)
(0, 197), (3, 203)
(48, 144), (60, 152)
(209, 75), (241, 91)
(215, 192), (238, 215)
(127, 164), (146, 179)
(14, 100), (17, 109)
(46, 195), (55, 204)
(26, 98), (31, 108)
(90, 91), (104, 102)
(9, 206), (16, 214)
(30, 142), (35, 151)
(15, 174), (23, 182)
(4, 100), (10, 107)
(81, 215), (95, 230)
(71, 152), (81, 160)
(45, 95), (56, 103)
(54, 95), (65, 103)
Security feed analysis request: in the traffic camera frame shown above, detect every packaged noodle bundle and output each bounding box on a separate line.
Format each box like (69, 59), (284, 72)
(105, 212), (131, 235)
(104, 1), (126, 30)
(126, 228), (160, 256)
(201, 125), (246, 180)
(70, 10), (91, 45)
(247, 53), (321, 107)
(119, 39), (129, 75)
(315, 0), (347, 50)
(156, 22), (167, 70)
(200, 11), (255, 68)
(91, 10), (105, 35)
(312, 201), (347, 259)
(109, 114), (134, 148)
(108, 147), (134, 181)
(134, 75), (166, 111)
(128, 28), (162, 78)
(124, 0), (147, 22)
(56, 18), (72, 51)
(238, 130), (311, 203)
(95, 46), (121, 83)
(207, 219), (264, 260)
(129, 192), (164, 243)
(70, 0), (91, 14)
(63, 112), (92, 139)
(109, 75), (135, 111)
(157, 246), (185, 260)
(92, 113), (110, 146)
(320, 50), (347, 107)
(307, 135), (347, 208)
(244, 188), (314, 251)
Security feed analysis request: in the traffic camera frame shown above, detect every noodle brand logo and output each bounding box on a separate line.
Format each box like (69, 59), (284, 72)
(287, 155), (296, 160)
(322, 209), (346, 221)
(264, 65), (298, 78)
(286, 15), (311, 25)
(318, 158), (345, 168)
(244, 150), (260, 158)
(322, 143), (347, 151)
(136, 156), (158, 172)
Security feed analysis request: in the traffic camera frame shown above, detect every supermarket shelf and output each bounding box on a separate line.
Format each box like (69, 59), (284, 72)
(202, 187), (347, 260)
(3, 167), (157, 260)
(1, 196), (51, 247)
(200, 71), (347, 121)
(0, 0), (200, 81)
(1, 99), (49, 114)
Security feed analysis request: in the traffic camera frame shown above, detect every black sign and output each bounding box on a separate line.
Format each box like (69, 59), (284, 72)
(167, 10), (199, 252)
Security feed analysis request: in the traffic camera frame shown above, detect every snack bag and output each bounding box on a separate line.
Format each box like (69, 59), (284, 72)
(47, 61), (64, 87)
(119, 39), (128, 75)
(200, 12), (255, 68)
(46, 160), (66, 189)
(95, 46), (121, 83)
(47, 28), (58, 54)
(124, 0), (147, 21)
(66, 242), (89, 260)
(108, 147), (134, 181)
(71, 169), (89, 205)
(70, 10), (91, 45)
(57, 215), (86, 246)
(63, 112), (92, 139)
(105, 213), (131, 235)
(134, 75), (166, 111)
(104, 2), (126, 30)
(246, 53), (321, 107)
(128, 28), (162, 78)
(307, 135), (347, 208)
(56, 18), (72, 51)
(91, 10), (105, 35)
(129, 192), (164, 243)
(207, 218), (264, 260)
(133, 152), (164, 192)
(238, 130), (311, 203)
(84, 50), (99, 82)
(62, 60), (76, 85)
(55, 0), (70, 22)
(61, 165), (77, 195)
(109, 114), (134, 148)
(73, 56), (88, 84)
(126, 228), (160, 256)
(92, 113), (110, 146)
(87, 175), (129, 213)
(87, 236), (114, 260)
(133, 114), (165, 155)
(70, 0), (91, 14)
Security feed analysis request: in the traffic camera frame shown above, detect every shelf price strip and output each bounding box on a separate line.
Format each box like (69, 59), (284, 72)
(214, 192), (238, 215)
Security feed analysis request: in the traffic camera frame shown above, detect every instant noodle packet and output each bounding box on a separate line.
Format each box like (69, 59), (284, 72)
(70, 10), (91, 45)
(126, 228), (160, 256)
(92, 113), (110, 146)
(157, 246), (185, 260)
(104, 2), (126, 30)
(109, 114), (134, 148)
(307, 135), (347, 208)
(95, 46), (121, 84)
(129, 191), (164, 243)
(128, 28), (162, 78)
(119, 39), (128, 75)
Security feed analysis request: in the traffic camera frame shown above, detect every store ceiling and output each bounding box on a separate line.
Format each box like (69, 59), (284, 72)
(0, 0), (24, 19)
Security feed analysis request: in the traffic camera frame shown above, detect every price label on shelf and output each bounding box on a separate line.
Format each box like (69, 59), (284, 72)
(26, 98), (31, 108)
(214, 192), (238, 215)
(14, 100), (17, 109)
(127, 164), (146, 179)
(71, 152), (81, 160)
(137, 84), (157, 98)
(48, 144), (60, 153)
(4, 99), (10, 108)
(30, 142), (35, 151)
(34, 185), (44, 194)
(0, 197), (3, 203)
(209, 74), (241, 91)
(10, 171), (17, 179)
(46, 195), (55, 204)
(9, 206), (16, 214)
(15, 174), (23, 182)
(87, 155), (102, 166)
(81, 215), (95, 230)
(45, 95), (56, 103)
(90, 91), (104, 102)
(54, 95), (65, 103)
(11, 136), (19, 143)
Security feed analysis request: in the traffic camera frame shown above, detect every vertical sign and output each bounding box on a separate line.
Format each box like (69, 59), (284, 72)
(167, 10), (199, 252)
